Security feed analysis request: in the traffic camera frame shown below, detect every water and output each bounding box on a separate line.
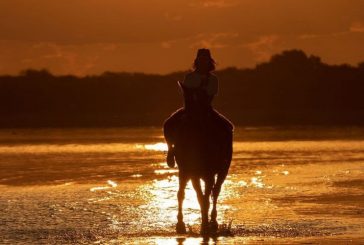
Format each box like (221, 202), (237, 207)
(0, 127), (363, 244)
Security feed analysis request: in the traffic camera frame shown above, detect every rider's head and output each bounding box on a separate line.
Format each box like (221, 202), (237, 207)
(193, 48), (216, 72)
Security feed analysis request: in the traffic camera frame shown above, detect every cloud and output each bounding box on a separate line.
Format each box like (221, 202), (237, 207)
(29, 43), (80, 74)
(161, 40), (177, 49)
(244, 35), (280, 62)
(189, 32), (239, 49)
(298, 34), (321, 40)
(350, 22), (364, 33)
(102, 43), (118, 52)
(0, 41), (108, 75)
(189, 0), (239, 8)
(164, 12), (183, 22)
(299, 23), (364, 41)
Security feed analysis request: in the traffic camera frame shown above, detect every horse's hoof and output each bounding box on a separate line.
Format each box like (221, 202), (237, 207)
(176, 221), (187, 234)
(200, 222), (210, 236)
(209, 221), (218, 234)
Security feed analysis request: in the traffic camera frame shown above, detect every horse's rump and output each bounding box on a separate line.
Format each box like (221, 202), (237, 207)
(174, 115), (232, 177)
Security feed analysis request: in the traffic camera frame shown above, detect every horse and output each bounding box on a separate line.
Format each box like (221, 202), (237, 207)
(172, 81), (233, 235)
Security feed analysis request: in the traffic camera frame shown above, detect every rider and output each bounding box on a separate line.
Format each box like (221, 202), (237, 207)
(163, 48), (234, 168)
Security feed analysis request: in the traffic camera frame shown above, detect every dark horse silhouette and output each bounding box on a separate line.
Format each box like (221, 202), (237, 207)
(173, 81), (233, 235)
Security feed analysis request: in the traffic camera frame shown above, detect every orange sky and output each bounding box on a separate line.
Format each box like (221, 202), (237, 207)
(1, 0), (364, 75)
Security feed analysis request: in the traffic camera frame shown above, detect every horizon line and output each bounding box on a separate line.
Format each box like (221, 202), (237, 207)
(1, 49), (363, 77)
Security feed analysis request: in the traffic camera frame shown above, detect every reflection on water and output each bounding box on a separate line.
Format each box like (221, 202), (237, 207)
(0, 127), (364, 244)
(154, 169), (179, 175)
(90, 180), (118, 192)
(141, 176), (201, 225)
(0, 141), (165, 155)
(154, 236), (222, 245)
(142, 142), (168, 152)
(250, 176), (265, 188)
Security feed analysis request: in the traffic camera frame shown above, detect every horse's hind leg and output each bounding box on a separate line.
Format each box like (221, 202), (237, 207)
(202, 176), (214, 234)
(176, 175), (188, 234)
(210, 171), (228, 233)
(191, 177), (214, 235)
(191, 178), (208, 235)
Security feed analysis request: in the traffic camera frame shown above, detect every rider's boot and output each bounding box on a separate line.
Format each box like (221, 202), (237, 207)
(166, 144), (175, 168)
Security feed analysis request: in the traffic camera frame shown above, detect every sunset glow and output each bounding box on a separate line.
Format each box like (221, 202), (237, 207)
(1, 1), (364, 243)
(0, 1), (363, 75)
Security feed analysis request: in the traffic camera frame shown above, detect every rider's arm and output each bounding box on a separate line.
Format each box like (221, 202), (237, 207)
(207, 74), (218, 97)
(182, 72), (198, 88)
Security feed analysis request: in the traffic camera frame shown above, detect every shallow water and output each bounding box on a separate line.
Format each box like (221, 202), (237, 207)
(0, 127), (363, 244)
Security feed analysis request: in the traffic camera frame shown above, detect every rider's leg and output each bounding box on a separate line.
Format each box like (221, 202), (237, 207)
(210, 109), (234, 133)
(163, 108), (185, 167)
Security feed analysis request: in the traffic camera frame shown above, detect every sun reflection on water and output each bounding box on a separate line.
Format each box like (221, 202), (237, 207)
(90, 180), (118, 192)
(250, 177), (265, 188)
(140, 175), (201, 225)
(136, 142), (168, 152)
(137, 172), (236, 229)
(154, 169), (179, 175)
(154, 237), (215, 245)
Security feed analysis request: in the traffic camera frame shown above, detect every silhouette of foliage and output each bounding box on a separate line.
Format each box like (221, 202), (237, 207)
(0, 50), (363, 127)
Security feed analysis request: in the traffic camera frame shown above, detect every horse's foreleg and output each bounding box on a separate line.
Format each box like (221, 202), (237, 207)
(176, 175), (188, 234)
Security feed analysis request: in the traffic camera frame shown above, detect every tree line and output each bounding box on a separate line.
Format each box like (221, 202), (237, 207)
(1, 49), (363, 127)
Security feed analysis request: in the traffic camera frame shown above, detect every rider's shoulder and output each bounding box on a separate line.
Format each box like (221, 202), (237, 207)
(183, 71), (199, 87)
(183, 71), (218, 87)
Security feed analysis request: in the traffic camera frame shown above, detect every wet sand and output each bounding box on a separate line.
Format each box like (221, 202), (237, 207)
(0, 127), (363, 244)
